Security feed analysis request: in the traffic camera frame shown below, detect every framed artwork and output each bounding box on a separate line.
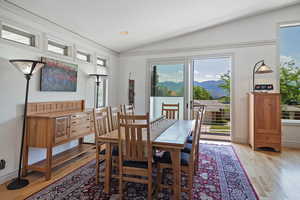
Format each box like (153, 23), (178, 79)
(128, 79), (135, 105)
(40, 57), (78, 92)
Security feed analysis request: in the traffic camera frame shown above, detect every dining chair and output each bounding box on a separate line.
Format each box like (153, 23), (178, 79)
(186, 105), (206, 144)
(161, 102), (180, 119)
(156, 110), (201, 199)
(183, 106), (205, 174)
(93, 107), (118, 184)
(120, 104), (135, 115)
(108, 106), (121, 131)
(117, 112), (154, 200)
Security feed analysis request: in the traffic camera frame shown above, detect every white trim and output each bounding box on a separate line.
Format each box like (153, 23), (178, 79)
(121, 40), (276, 57)
(0, 169), (18, 185)
(282, 141), (300, 148)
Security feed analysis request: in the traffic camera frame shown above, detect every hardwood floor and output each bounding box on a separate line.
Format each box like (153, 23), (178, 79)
(1, 143), (300, 200)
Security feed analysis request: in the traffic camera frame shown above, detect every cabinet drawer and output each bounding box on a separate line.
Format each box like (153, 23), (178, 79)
(70, 125), (91, 137)
(255, 134), (281, 144)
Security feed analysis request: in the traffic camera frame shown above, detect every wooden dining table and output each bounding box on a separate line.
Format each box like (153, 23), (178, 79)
(97, 119), (195, 200)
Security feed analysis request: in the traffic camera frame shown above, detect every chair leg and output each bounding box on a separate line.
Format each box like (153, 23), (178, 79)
(156, 165), (162, 192)
(188, 171), (193, 200)
(147, 177), (152, 200)
(96, 146), (100, 184)
(119, 177), (123, 200)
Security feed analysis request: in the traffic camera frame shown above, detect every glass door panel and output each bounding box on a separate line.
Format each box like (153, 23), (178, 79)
(191, 57), (231, 141)
(150, 63), (185, 120)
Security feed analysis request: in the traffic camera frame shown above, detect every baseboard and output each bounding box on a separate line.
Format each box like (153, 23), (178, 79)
(0, 169), (18, 185)
(282, 141), (300, 149)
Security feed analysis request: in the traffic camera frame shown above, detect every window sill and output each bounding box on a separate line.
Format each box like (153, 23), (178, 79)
(282, 119), (300, 126)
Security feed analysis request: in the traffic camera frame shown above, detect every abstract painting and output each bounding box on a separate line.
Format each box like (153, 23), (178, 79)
(40, 57), (78, 92)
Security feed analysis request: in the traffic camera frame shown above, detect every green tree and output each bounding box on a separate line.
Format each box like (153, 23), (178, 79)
(218, 71), (230, 102)
(280, 62), (300, 104)
(193, 86), (212, 100)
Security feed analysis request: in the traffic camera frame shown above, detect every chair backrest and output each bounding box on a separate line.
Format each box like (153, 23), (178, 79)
(93, 107), (110, 140)
(117, 112), (151, 162)
(192, 104), (206, 120)
(161, 103), (179, 119)
(188, 109), (201, 172)
(120, 104), (135, 115)
(108, 106), (121, 131)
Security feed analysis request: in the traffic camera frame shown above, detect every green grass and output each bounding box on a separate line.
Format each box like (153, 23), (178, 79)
(210, 125), (230, 130)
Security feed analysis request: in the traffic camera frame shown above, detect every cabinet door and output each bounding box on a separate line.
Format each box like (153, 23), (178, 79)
(255, 94), (281, 135)
(54, 117), (70, 144)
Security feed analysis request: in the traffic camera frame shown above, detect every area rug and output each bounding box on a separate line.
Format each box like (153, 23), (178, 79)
(26, 144), (258, 200)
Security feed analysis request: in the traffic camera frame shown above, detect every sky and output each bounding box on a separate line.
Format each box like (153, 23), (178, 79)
(280, 25), (300, 67)
(193, 58), (231, 82)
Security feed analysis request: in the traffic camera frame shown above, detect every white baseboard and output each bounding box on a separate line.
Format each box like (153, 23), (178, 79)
(282, 141), (300, 149)
(0, 169), (18, 185)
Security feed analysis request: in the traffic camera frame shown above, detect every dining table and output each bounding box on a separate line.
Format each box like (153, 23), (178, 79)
(97, 118), (195, 200)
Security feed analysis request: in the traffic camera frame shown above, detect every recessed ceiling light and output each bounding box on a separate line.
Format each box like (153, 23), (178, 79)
(120, 31), (128, 35)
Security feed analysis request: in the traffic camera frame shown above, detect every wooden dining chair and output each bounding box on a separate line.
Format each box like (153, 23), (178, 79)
(108, 106), (121, 131)
(187, 105), (206, 143)
(156, 110), (201, 199)
(117, 112), (154, 200)
(183, 106), (206, 174)
(93, 107), (118, 184)
(120, 104), (135, 115)
(161, 102), (180, 119)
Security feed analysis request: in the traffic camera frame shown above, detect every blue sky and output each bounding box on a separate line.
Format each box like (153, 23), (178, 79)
(280, 26), (300, 67)
(193, 58), (230, 82)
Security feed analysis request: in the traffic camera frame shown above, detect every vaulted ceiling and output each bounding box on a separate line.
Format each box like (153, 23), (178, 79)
(7, 0), (300, 52)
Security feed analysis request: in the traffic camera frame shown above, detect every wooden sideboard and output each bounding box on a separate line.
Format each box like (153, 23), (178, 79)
(248, 92), (281, 152)
(23, 100), (95, 180)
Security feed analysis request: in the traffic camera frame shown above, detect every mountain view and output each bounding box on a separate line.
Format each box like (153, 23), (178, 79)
(156, 80), (228, 99)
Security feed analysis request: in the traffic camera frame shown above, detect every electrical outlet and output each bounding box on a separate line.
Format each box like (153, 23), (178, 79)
(0, 159), (6, 170)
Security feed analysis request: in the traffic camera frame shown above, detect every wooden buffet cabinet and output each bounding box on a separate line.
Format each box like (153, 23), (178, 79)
(248, 92), (281, 152)
(23, 100), (95, 180)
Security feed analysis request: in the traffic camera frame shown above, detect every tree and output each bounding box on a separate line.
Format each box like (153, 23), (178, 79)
(280, 61), (300, 104)
(193, 86), (212, 100)
(218, 71), (230, 102)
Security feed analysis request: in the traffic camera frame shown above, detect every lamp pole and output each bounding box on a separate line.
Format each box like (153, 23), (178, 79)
(7, 61), (44, 190)
(89, 74), (108, 108)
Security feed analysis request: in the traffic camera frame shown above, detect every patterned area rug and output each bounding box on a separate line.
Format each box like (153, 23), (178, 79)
(26, 144), (258, 200)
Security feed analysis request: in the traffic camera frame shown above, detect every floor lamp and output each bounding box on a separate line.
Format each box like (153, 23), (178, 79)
(252, 60), (273, 92)
(89, 74), (108, 108)
(7, 60), (45, 190)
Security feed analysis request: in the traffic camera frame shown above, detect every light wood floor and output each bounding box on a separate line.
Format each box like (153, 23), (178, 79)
(1, 143), (300, 200)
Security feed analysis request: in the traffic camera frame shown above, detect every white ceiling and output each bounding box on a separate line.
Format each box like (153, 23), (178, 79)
(7, 0), (300, 52)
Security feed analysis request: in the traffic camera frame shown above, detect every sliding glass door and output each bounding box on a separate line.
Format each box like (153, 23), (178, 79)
(149, 61), (186, 120)
(190, 57), (231, 140)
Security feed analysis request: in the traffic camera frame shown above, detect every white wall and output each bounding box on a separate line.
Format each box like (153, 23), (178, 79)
(0, 1), (119, 183)
(119, 4), (300, 145)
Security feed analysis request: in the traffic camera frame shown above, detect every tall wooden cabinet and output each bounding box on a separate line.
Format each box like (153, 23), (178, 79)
(23, 100), (95, 180)
(248, 93), (281, 152)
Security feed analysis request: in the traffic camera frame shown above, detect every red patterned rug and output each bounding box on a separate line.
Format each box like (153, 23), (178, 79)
(26, 144), (259, 200)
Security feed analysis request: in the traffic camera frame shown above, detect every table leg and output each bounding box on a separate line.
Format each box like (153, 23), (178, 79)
(104, 143), (112, 193)
(171, 149), (181, 200)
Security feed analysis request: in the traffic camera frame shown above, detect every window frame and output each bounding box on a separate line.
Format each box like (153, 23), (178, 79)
(47, 39), (69, 56)
(76, 50), (91, 62)
(278, 23), (300, 121)
(1, 24), (36, 47)
(96, 57), (106, 67)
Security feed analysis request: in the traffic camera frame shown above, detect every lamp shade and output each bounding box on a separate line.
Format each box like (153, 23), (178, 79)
(10, 60), (45, 75)
(255, 63), (273, 74)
